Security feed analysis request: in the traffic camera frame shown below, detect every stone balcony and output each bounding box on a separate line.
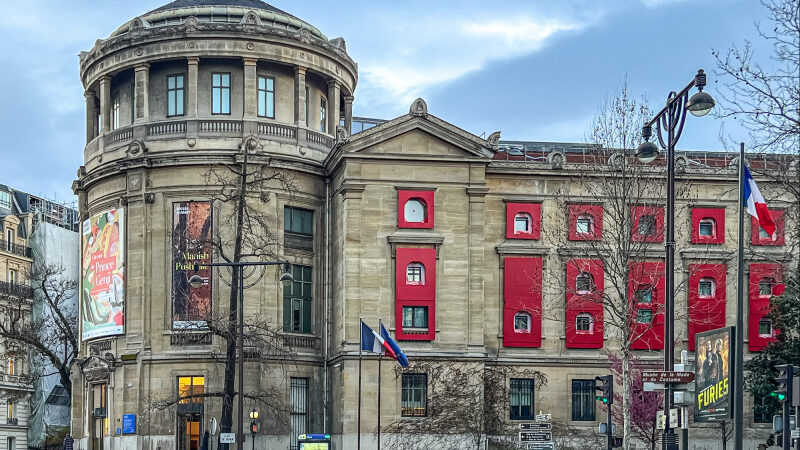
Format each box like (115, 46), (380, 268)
(0, 372), (33, 392)
(0, 240), (31, 259)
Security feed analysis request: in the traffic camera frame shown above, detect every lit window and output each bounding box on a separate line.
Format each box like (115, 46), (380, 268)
(7, 400), (13, 419)
(510, 378), (534, 420)
(178, 376), (205, 404)
(8, 269), (17, 284)
(401, 373), (427, 417)
(404, 199), (426, 223)
(7, 357), (14, 375)
(212, 73), (231, 114)
(758, 278), (774, 296)
(406, 263), (425, 285)
(402, 306), (428, 329)
(635, 287), (653, 304)
(514, 213), (532, 234)
(576, 214), (593, 234)
(514, 312), (531, 333)
(698, 278), (715, 297)
(111, 93), (120, 130)
(698, 218), (715, 237)
(638, 215), (656, 236)
(636, 309), (653, 324)
(757, 319), (772, 337)
(320, 97), (327, 132)
(576, 273), (593, 294)
(167, 74), (184, 116)
(257, 76), (275, 118)
(576, 313), (593, 333)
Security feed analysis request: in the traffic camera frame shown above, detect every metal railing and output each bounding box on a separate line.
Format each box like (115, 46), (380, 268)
(0, 240), (31, 258)
(0, 281), (33, 299)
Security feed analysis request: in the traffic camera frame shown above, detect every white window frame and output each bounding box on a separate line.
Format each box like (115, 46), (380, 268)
(0, 191), (11, 209)
(513, 212), (532, 234)
(757, 319), (772, 337)
(513, 311), (531, 333)
(576, 313), (594, 333)
(576, 214), (593, 235)
(698, 218), (716, 238)
(698, 277), (715, 297)
(406, 262), (425, 285)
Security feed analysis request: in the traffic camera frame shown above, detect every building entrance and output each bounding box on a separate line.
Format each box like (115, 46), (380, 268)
(178, 413), (203, 450)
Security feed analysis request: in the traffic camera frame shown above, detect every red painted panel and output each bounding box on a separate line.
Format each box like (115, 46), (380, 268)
(506, 203), (542, 240)
(687, 264), (727, 350)
(631, 206), (664, 243)
(398, 190), (434, 229)
(691, 208), (725, 244)
(565, 259), (604, 348)
(503, 257), (542, 347)
(751, 209), (785, 246)
(748, 263), (783, 351)
(628, 261), (665, 350)
(568, 204), (603, 241)
(395, 247), (436, 341)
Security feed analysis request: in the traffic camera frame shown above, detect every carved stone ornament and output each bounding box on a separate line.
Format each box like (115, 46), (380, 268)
(335, 125), (349, 143)
(128, 174), (142, 191)
(187, 138), (197, 148)
(607, 152), (625, 169)
(246, 42), (255, 51)
(299, 28), (313, 44)
(547, 150), (566, 169)
(184, 16), (199, 32)
(80, 353), (115, 383)
(144, 193), (155, 204)
(409, 98), (428, 116)
(241, 11), (262, 26)
(329, 37), (347, 52)
(487, 131), (501, 150)
(675, 154), (689, 173)
(127, 140), (147, 157)
(729, 156), (740, 168)
(240, 135), (263, 153)
(128, 17), (145, 32)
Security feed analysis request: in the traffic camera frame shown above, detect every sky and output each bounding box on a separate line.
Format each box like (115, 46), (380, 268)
(0, 0), (777, 202)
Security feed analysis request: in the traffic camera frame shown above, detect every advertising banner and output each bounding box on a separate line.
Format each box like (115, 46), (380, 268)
(81, 208), (125, 341)
(695, 326), (734, 421)
(172, 201), (212, 328)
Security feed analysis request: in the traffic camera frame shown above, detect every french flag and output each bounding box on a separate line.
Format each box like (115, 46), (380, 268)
(743, 166), (775, 236)
(361, 321), (398, 360)
(380, 322), (409, 368)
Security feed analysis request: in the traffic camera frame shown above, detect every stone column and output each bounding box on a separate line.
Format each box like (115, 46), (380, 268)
(133, 63), (150, 123)
(99, 76), (111, 133)
(85, 90), (97, 143)
(343, 94), (354, 135)
(243, 57), (258, 119)
(327, 80), (340, 136)
(186, 57), (199, 118)
(294, 66), (306, 126)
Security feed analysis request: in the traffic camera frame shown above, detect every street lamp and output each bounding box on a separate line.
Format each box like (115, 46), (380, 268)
(635, 69), (714, 450)
(189, 261), (293, 450)
(249, 409), (259, 450)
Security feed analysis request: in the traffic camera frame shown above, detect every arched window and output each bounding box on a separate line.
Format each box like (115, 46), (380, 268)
(514, 312), (531, 333)
(576, 313), (594, 333)
(758, 278), (774, 297)
(404, 198), (427, 223)
(576, 272), (593, 294)
(406, 262), (425, 285)
(514, 212), (532, 234)
(576, 214), (594, 235)
(698, 277), (715, 297)
(699, 218), (716, 237)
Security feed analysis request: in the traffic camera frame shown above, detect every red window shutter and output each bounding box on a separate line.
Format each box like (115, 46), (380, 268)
(687, 263), (727, 350)
(506, 203), (541, 240)
(395, 247), (436, 341)
(748, 263), (783, 351)
(565, 259), (604, 348)
(503, 257), (542, 347)
(629, 261), (665, 350)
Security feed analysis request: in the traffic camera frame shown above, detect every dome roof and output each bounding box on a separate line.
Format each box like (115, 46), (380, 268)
(146, 0), (291, 18)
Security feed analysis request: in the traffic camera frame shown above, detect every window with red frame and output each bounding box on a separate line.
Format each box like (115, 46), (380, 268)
(398, 190), (434, 229)
(691, 208), (725, 244)
(687, 264), (726, 350)
(748, 263), (782, 351)
(751, 209), (784, 246)
(506, 203), (541, 240)
(568, 204), (603, 241)
(628, 261), (665, 350)
(631, 206), (664, 243)
(395, 248), (436, 340)
(503, 257), (542, 347)
(565, 259), (604, 349)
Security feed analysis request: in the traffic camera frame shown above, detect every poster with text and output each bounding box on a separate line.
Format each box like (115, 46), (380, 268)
(172, 201), (212, 328)
(695, 326), (733, 421)
(81, 208), (125, 341)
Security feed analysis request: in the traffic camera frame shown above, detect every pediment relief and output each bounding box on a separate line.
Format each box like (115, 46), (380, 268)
(359, 129), (477, 157)
(80, 353), (116, 383)
(347, 122), (494, 159)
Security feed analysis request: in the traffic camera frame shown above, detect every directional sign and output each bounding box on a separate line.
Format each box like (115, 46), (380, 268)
(520, 423), (552, 431)
(527, 444), (555, 450)
(642, 371), (695, 384)
(520, 431), (552, 443)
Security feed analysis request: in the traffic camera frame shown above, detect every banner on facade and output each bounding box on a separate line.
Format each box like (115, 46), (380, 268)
(172, 201), (212, 328)
(81, 208), (125, 341)
(695, 326), (733, 421)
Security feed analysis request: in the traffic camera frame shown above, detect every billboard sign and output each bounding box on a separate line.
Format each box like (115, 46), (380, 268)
(695, 326), (734, 421)
(81, 208), (125, 341)
(172, 201), (212, 329)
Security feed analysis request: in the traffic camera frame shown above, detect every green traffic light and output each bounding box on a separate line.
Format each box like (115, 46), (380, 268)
(769, 392), (787, 401)
(595, 396), (609, 404)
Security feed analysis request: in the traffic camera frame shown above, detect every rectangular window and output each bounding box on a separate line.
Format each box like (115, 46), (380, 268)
(257, 76), (275, 118)
(406, 265), (423, 284)
(283, 265), (312, 334)
(284, 206), (313, 235)
(637, 309), (653, 324)
(576, 314), (592, 332)
(7, 357), (13, 375)
(0, 191), (11, 209)
(112, 93), (120, 130)
(8, 269), (16, 284)
(635, 287), (653, 304)
(290, 377), (308, 450)
(698, 280), (713, 297)
(5, 229), (13, 252)
(576, 217), (592, 234)
(92, 383), (108, 437)
(7, 438), (14, 450)
(510, 378), (534, 420)
(211, 73), (231, 114)
(177, 376), (205, 404)
(758, 319), (772, 337)
(402, 306), (428, 329)
(639, 215), (656, 236)
(167, 74), (185, 116)
(320, 97), (327, 132)
(7, 400), (13, 419)
(304, 86), (309, 124)
(571, 379), (596, 421)
(698, 220), (714, 237)
(401, 373), (427, 417)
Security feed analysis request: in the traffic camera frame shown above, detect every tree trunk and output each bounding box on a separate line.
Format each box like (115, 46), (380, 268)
(60, 368), (72, 403)
(622, 348), (631, 450)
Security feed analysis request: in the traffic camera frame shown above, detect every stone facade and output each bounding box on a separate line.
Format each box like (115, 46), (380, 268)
(72, 2), (797, 450)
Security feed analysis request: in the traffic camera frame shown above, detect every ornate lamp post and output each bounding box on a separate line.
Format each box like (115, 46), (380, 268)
(249, 409), (259, 450)
(635, 69), (714, 450)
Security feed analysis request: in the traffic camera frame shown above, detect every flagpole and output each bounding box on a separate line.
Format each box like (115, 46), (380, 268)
(358, 317), (363, 450)
(733, 142), (745, 450)
(377, 319), (382, 450)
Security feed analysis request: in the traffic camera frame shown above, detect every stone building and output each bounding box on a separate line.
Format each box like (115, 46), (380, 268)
(70, 1), (796, 449)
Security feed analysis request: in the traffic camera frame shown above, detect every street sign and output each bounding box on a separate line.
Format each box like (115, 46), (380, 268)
(219, 433), (235, 443)
(520, 431), (552, 442)
(644, 382), (666, 392)
(527, 444), (555, 450)
(521, 423), (552, 431)
(792, 429), (800, 438)
(535, 413), (551, 423)
(642, 371), (695, 384)
(669, 408), (679, 427)
(657, 411), (666, 430)
(599, 423), (616, 434)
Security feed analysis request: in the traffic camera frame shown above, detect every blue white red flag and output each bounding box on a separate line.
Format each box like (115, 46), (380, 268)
(360, 321), (386, 355)
(380, 322), (409, 368)
(743, 166), (775, 236)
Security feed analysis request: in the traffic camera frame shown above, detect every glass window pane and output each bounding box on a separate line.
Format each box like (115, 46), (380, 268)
(222, 73), (230, 87)
(258, 77), (266, 90)
(176, 91), (184, 115)
(176, 75), (183, 89)
(414, 307), (427, 327)
(168, 92), (176, 115)
(267, 78), (274, 91)
(168, 77), (175, 89)
(212, 88), (220, 113)
(258, 91), (266, 117)
(403, 307), (413, 327)
(221, 88), (230, 114)
(267, 92), (274, 118)
(213, 73), (220, 86)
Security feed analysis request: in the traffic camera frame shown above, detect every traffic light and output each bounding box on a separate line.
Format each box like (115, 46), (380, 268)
(595, 375), (614, 405)
(612, 437), (622, 448)
(771, 364), (793, 403)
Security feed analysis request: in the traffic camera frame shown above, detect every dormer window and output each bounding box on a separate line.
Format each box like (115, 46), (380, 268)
(576, 215), (593, 235)
(514, 312), (531, 333)
(0, 191), (10, 209)
(514, 213), (532, 234)
(404, 199), (427, 223)
(406, 263), (425, 285)
(576, 272), (593, 294)
(698, 278), (715, 297)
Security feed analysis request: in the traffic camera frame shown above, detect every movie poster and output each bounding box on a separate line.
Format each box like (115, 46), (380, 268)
(81, 208), (125, 341)
(695, 326), (734, 421)
(172, 201), (212, 329)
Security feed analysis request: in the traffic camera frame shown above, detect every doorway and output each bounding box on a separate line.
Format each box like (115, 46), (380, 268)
(178, 413), (203, 450)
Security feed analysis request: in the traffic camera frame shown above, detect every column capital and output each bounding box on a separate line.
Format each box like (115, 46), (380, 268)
(134, 62), (150, 72)
(327, 79), (340, 88)
(186, 56), (200, 65)
(242, 57), (258, 66)
(84, 90), (97, 100)
(343, 95), (354, 103)
(99, 75), (111, 84)
(295, 66), (307, 76)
